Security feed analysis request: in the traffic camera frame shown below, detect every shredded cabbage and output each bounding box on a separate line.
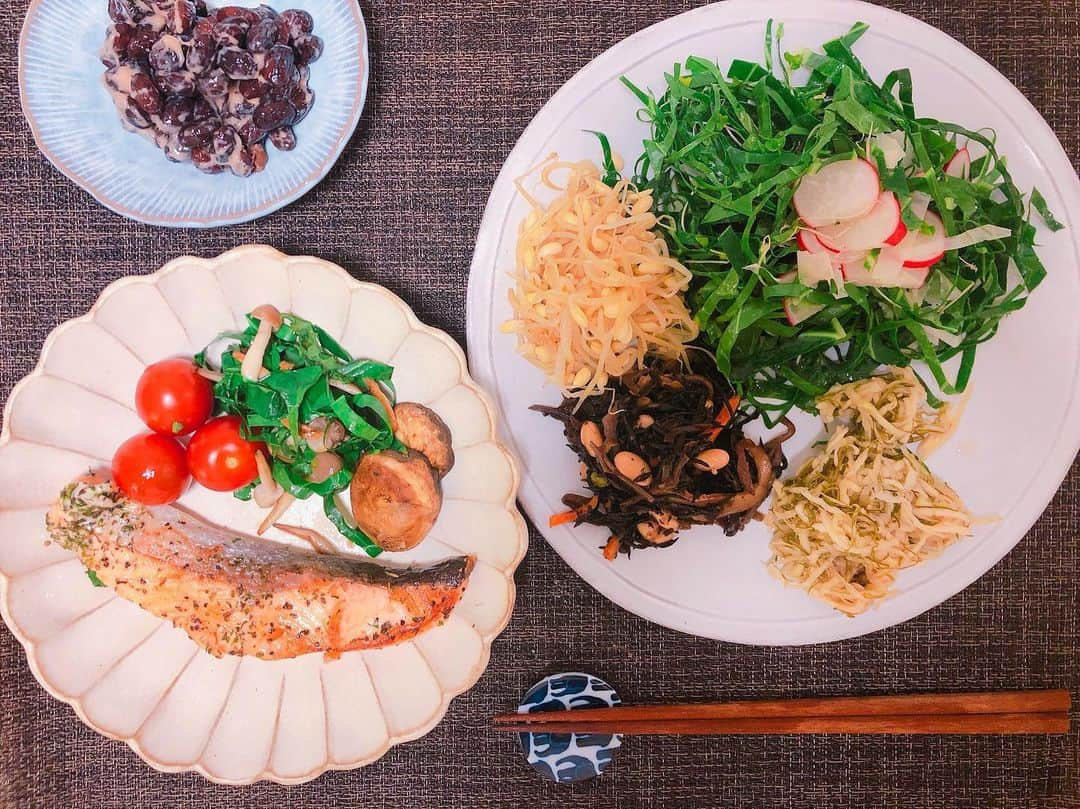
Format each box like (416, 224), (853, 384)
(765, 367), (973, 615)
(943, 224), (1013, 251)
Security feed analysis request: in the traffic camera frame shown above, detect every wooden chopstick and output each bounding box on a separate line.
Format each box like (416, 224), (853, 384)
(493, 690), (1070, 726)
(492, 712), (1070, 735)
(492, 691), (1071, 736)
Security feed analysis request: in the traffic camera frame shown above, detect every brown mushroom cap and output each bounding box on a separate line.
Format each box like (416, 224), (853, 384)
(394, 403), (455, 478)
(250, 304), (283, 328)
(349, 449), (442, 552)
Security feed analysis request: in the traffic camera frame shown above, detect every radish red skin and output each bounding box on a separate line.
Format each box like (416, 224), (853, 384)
(797, 230), (815, 252)
(896, 211), (946, 268)
(796, 230), (817, 252)
(902, 253), (944, 269)
(884, 220), (908, 246)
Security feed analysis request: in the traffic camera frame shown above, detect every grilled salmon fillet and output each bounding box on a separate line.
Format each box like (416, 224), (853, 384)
(46, 477), (474, 660)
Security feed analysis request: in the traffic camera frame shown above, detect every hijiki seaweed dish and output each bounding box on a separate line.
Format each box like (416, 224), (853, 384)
(533, 355), (792, 560)
(502, 22), (1061, 615)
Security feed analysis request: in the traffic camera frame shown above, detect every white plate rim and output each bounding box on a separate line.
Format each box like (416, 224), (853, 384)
(0, 245), (529, 783)
(466, 0), (1080, 645)
(17, 1), (370, 229)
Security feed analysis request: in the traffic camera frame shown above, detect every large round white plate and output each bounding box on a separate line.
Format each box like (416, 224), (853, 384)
(467, 0), (1080, 645)
(0, 245), (528, 783)
(19, 1), (368, 228)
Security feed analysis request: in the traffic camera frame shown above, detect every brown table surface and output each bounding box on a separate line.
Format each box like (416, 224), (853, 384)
(2, 1), (1078, 807)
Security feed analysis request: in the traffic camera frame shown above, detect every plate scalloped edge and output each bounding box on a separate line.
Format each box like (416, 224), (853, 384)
(0, 244), (529, 784)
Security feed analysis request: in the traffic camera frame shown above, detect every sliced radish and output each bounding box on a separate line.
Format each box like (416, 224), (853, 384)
(795, 230), (817, 252)
(792, 158), (880, 227)
(943, 224), (1011, 251)
(832, 250), (867, 278)
(842, 249), (929, 288)
(815, 229), (846, 253)
(840, 256), (880, 286)
(884, 219), (908, 246)
(895, 211), (946, 268)
(816, 191), (901, 252)
(878, 249), (930, 287)
(778, 269), (825, 325)
(899, 265), (930, 288)
(796, 229), (839, 254)
(944, 147), (971, 179)
(910, 191), (932, 222)
(797, 251), (834, 286)
(783, 297), (825, 326)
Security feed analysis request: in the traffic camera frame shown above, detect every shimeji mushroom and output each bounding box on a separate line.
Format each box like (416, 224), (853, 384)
(329, 379), (361, 395)
(252, 450), (283, 508)
(258, 490), (296, 535)
(365, 380), (398, 432)
(241, 304), (283, 382)
(308, 451), (344, 483)
(300, 417), (346, 453)
(274, 523), (339, 555)
(255, 452), (343, 535)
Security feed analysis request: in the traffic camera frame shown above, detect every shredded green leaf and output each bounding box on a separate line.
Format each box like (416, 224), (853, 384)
(86, 569), (105, 587)
(323, 495), (382, 556)
(1030, 188), (1064, 232)
(586, 130), (621, 186)
(621, 21), (1060, 421)
(196, 312), (394, 557)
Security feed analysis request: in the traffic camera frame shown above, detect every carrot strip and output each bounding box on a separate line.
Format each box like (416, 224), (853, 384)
(706, 395), (742, 439)
(549, 495), (598, 527)
(716, 394), (741, 427)
(602, 536), (620, 561)
(549, 511), (577, 527)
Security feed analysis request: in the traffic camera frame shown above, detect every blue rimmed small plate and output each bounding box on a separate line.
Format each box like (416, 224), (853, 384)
(18, 0), (368, 228)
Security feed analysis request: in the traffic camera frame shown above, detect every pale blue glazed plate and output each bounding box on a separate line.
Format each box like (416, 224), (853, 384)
(18, 0), (368, 228)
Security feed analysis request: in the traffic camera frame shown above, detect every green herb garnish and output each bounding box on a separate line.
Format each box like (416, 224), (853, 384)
(620, 20), (1059, 421)
(86, 569), (105, 587)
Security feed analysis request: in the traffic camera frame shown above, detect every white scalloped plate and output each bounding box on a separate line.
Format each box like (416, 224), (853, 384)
(0, 245), (528, 784)
(467, 0), (1080, 644)
(19, 0), (368, 228)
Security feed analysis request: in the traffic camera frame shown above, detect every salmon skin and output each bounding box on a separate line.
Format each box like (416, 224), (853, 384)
(47, 477), (474, 660)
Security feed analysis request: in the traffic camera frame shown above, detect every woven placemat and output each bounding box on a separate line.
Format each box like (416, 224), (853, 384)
(1, 1), (1077, 807)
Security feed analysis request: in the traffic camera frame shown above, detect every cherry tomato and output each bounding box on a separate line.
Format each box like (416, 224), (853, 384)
(135, 358), (214, 436)
(187, 415), (264, 491)
(111, 433), (190, 505)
